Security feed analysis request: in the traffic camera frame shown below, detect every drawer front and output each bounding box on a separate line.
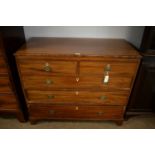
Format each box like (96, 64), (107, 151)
(0, 76), (12, 93)
(0, 57), (8, 74)
(22, 75), (132, 90)
(29, 105), (124, 120)
(19, 60), (77, 75)
(0, 94), (18, 110)
(80, 61), (137, 75)
(27, 90), (128, 106)
(22, 76), (77, 89)
(78, 76), (133, 90)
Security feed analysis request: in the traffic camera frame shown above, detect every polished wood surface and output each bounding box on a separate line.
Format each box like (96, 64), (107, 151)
(0, 76), (12, 93)
(80, 61), (137, 75)
(16, 38), (140, 58)
(22, 75), (133, 90)
(77, 75), (133, 90)
(0, 94), (18, 110)
(19, 60), (77, 75)
(27, 90), (128, 106)
(29, 104), (124, 120)
(15, 38), (141, 124)
(22, 75), (77, 89)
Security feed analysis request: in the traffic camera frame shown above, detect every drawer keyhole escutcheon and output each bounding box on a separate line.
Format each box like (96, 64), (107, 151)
(44, 63), (52, 72)
(49, 110), (55, 114)
(75, 106), (79, 110)
(75, 91), (79, 95)
(76, 77), (79, 82)
(47, 95), (55, 99)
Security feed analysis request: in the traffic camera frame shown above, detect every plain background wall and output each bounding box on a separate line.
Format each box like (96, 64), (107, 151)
(24, 26), (145, 48)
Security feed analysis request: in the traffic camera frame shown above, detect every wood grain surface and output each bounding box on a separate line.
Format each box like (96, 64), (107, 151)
(26, 90), (128, 106)
(0, 94), (18, 110)
(29, 104), (125, 120)
(16, 38), (140, 58)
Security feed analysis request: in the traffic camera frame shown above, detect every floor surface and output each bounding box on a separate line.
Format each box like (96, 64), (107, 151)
(0, 115), (155, 129)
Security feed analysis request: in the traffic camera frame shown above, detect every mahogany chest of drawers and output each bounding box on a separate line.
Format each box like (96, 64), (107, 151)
(0, 27), (26, 122)
(15, 38), (141, 125)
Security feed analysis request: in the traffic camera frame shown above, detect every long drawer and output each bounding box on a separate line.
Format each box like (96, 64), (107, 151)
(0, 76), (12, 93)
(18, 60), (77, 75)
(26, 90), (128, 106)
(29, 104), (124, 120)
(0, 94), (18, 110)
(22, 75), (133, 90)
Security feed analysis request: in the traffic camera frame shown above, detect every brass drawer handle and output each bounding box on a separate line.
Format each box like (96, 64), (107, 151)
(75, 106), (79, 110)
(97, 111), (103, 115)
(44, 63), (52, 72)
(100, 96), (107, 100)
(104, 64), (111, 72)
(46, 79), (53, 85)
(49, 110), (55, 114)
(47, 95), (55, 99)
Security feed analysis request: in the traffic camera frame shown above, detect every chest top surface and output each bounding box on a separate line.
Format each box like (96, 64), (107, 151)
(15, 37), (141, 58)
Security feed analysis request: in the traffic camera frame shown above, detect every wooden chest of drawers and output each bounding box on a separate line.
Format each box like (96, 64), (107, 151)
(15, 38), (141, 125)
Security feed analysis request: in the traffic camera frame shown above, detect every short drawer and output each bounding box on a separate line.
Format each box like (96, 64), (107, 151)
(0, 76), (12, 93)
(0, 57), (8, 74)
(29, 104), (124, 120)
(27, 90), (128, 106)
(22, 76), (77, 89)
(78, 76), (133, 90)
(18, 60), (77, 75)
(0, 94), (18, 110)
(80, 61), (137, 76)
